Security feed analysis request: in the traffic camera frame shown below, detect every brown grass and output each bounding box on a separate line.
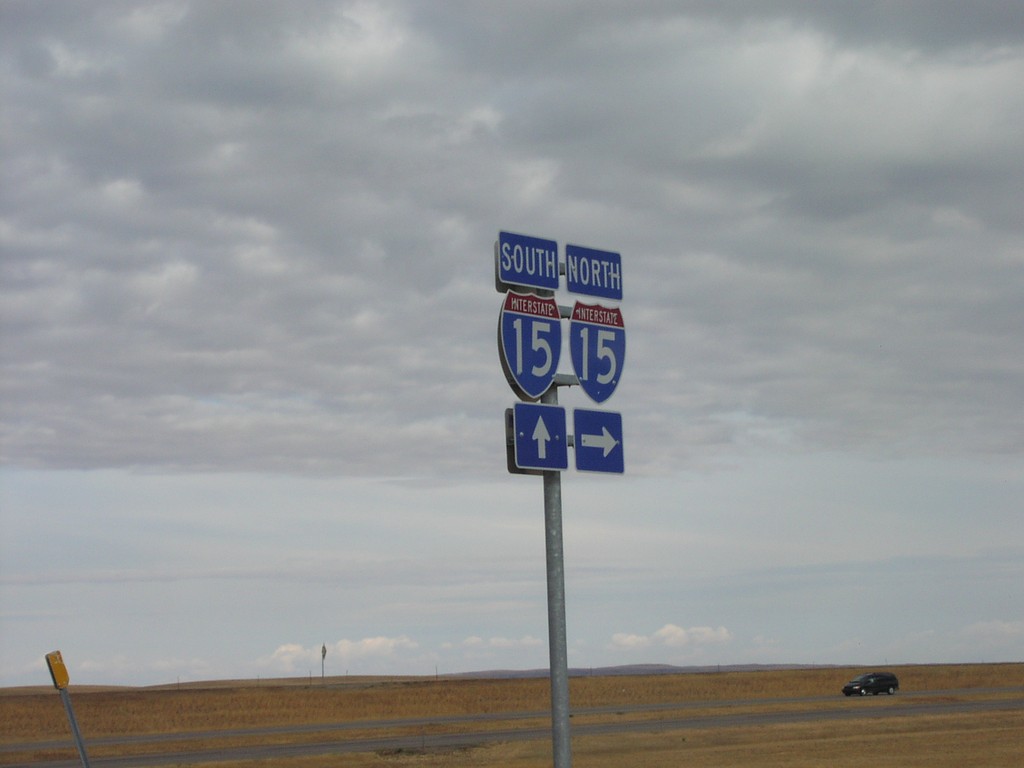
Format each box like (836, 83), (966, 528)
(2, 663), (1021, 767)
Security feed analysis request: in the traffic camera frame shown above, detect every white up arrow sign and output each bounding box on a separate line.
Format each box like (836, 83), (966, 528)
(579, 426), (619, 457)
(512, 403), (568, 471)
(532, 414), (552, 459)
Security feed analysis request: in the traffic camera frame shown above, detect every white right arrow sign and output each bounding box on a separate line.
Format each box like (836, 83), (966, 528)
(579, 426), (619, 457)
(573, 408), (624, 474)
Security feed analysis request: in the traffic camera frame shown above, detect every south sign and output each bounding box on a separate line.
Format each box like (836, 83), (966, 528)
(569, 301), (625, 403)
(499, 291), (562, 401)
(496, 231), (559, 292)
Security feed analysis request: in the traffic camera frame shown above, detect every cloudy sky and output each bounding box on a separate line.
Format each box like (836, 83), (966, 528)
(2, 1), (1022, 687)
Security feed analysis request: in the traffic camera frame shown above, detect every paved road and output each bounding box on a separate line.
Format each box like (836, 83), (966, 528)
(5, 688), (1022, 767)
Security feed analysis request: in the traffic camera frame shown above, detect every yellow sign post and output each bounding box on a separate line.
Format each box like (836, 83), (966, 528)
(45, 651), (70, 689)
(45, 651), (91, 767)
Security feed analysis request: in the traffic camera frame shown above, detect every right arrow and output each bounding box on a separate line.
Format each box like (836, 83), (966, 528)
(580, 426), (619, 457)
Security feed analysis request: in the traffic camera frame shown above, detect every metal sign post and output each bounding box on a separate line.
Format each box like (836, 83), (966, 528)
(45, 651), (91, 768)
(495, 231), (625, 768)
(540, 383), (572, 768)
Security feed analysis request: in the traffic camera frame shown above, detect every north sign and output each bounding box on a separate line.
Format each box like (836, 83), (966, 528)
(513, 402), (568, 471)
(496, 231), (559, 292)
(573, 408), (624, 473)
(569, 301), (625, 403)
(499, 291), (562, 401)
(565, 244), (622, 300)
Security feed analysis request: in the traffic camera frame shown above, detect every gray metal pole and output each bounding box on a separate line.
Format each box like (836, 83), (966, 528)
(541, 384), (572, 768)
(58, 688), (91, 768)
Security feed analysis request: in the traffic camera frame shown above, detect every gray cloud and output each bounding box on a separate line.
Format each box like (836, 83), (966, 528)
(4, 2), (1023, 478)
(2, 1), (1023, 684)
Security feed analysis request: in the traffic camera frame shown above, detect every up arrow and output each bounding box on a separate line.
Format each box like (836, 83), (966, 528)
(512, 403), (568, 472)
(580, 426), (619, 457)
(532, 415), (551, 459)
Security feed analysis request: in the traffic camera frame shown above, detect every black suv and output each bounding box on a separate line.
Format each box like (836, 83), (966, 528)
(842, 671), (899, 696)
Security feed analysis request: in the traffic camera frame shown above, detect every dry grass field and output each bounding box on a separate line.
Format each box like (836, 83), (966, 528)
(2, 663), (1021, 767)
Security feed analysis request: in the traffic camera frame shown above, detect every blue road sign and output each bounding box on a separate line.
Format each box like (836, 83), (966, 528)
(499, 291), (562, 400)
(565, 244), (622, 300)
(496, 231), (560, 292)
(573, 409), (624, 473)
(569, 301), (625, 404)
(513, 402), (568, 471)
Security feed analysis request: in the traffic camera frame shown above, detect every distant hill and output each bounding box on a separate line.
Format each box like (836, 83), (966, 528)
(449, 663), (837, 679)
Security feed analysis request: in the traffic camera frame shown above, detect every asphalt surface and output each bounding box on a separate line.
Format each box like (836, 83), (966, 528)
(5, 688), (1022, 767)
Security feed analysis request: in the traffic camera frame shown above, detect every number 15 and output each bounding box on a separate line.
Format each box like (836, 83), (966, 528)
(578, 327), (617, 383)
(511, 317), (555, 377)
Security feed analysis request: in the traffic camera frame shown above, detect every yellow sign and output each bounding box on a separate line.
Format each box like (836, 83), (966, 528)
(46, 650), (70, 690)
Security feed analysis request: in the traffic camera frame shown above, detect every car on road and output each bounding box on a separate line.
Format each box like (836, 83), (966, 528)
(842, 671), (899, 696)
